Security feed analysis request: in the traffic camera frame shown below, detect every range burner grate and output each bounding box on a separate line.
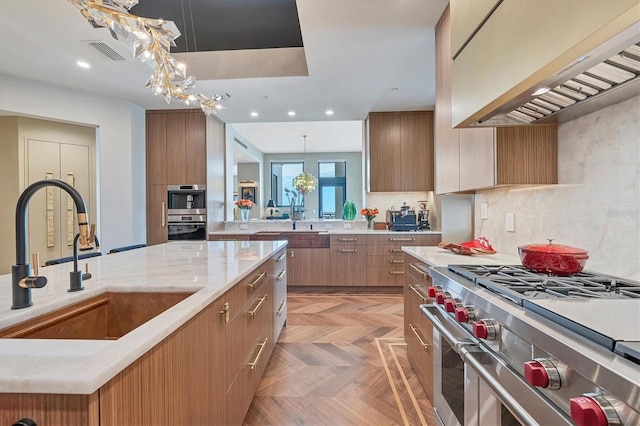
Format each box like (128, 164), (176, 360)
(448, 264), (640, 305)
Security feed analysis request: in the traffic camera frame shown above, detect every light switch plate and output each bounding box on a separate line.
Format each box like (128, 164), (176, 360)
(324, 223), (333, 229)
(481, 203), (488, 220)
(240, 224), (248, 230)
(343, 223), (352, 229)
(506, 213), (515, 232)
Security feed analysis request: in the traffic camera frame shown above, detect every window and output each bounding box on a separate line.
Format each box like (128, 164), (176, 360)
(271, 162), (303, 207)
(318, 161), (346, 219)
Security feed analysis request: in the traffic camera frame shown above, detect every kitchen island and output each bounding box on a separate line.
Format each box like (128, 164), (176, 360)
(0, 240), (287, 425)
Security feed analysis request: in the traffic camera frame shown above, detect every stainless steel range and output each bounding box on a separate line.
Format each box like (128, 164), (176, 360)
(424, 264), (640, 426)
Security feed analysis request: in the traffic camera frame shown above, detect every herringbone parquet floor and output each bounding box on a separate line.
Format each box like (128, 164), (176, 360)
(244, 293), (435, 426)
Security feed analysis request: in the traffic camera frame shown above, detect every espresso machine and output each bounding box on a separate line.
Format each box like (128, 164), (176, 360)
(386, 202), (418, 231)
(417, 201), (430, 230)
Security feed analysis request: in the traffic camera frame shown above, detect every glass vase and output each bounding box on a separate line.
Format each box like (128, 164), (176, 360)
(367, 219), (373, 230)
(240, 209), (250, 221)
(343, 199), (356, 220)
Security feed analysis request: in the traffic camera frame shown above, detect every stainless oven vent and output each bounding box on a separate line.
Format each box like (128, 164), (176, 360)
(506, 43), (640, 124)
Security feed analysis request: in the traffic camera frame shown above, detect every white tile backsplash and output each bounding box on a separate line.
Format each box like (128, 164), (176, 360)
(474, 95), (640, 280)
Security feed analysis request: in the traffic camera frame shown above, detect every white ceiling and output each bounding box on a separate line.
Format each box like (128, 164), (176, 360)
(0, 0), (448, 154)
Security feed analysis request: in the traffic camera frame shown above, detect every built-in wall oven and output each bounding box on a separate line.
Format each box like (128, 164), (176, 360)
(167, 185), (206, 241)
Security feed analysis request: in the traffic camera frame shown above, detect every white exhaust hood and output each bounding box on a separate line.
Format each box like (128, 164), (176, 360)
(472, 22), (640, 126)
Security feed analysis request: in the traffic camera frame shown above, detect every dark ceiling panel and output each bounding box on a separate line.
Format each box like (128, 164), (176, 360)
(131, 0), (303, 53)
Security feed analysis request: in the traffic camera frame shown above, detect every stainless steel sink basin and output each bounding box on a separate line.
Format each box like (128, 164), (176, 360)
(0, 291), (194, 340)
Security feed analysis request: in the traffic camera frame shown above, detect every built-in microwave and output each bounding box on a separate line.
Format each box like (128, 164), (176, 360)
(167, 185), (206, 215)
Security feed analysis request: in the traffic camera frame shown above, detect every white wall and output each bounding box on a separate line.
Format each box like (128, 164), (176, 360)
(0, 74), (146, 253)
(474, 95), (640, 280)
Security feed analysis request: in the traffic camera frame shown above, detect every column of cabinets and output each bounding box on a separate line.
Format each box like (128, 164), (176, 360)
(434, 6), (558, 195)
(368, 111), (434, 192)
(403, 253), (434, 402)
(145, 109), (206, 245)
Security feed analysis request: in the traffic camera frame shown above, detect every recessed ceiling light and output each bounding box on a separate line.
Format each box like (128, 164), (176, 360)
(250, 112), (259, 117)
(288, 111), (296, 116)
(76, 60), (91, 69)
(325, 110), (334, 116)
(532, 87), (550, 96)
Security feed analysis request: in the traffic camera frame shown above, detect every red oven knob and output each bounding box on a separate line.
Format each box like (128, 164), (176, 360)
(570, 393), (620, 426)
(472, 319), (498, 340)
(455, 306), (476, 323)
(524, 358), (562, 389)
(427, 285), (442, 298)
(444, 298), (461, 313)
(435, 292), (450, 304)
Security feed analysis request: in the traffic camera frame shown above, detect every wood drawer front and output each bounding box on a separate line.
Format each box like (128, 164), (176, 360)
(405, 260), (431, 287)
(367, 267), (405, 287)
(330, 234), (367, 246)
(209, 234), (250, 241)
(367, 244), (407, 256)
(367, 254), (404, 267)
(272, 249), (287, 277)
(367, 235), (419, 246)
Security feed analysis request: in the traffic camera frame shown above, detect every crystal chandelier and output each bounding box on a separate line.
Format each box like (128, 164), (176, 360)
(67, 0), (230, 115)
(292, 135), (317, 196)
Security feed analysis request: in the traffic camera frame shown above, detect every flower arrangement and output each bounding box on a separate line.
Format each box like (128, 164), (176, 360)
(361, 207), (379, 221)
(235, 199), (255, 210)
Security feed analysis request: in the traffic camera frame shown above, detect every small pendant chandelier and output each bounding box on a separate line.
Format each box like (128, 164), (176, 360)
(292, 135), (317, 196)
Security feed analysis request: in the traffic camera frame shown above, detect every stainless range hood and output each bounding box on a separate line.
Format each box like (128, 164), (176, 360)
(472, 23), (640, 126)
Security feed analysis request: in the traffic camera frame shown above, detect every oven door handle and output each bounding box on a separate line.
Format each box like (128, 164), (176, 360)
(421, 304), (475, 352)
(460, 346), (572, 425)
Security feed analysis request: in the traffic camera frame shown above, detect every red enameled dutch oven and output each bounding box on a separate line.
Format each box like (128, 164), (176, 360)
(518, 240), (589, 276)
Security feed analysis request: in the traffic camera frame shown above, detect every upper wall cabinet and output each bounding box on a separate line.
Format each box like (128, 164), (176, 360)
(449, 0), (500, 58)
(368, 111), (434, 192)
(450, 0), (640, 127)
(435, 6), (558, 194)
(146, 109), (206, 186)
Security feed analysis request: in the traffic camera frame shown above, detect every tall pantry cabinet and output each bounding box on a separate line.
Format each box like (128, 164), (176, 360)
(145, 109), (207, 245)
(0, 116), (96, 274)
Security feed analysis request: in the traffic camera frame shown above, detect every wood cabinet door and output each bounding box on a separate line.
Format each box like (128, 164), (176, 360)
(369, 113), (402, 192)
(401, 111), (433, 191)
(145, 112), (167, 186)
(146, 184), (167, 245)
(434, 6), (461, 195)
(185, 111), (206, 184)
(166, 112), (186, 184)
(459, 127), (495, 191)
(287, 248), (330, 286)
(330, 245), (367, 286)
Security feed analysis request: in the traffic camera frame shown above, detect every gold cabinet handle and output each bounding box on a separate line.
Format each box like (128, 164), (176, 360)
(339, 237), (358, 242)
(409, 284), (428, 303)
(390, 237), (416, 242)
(276, 269), (286, 281)
(409, 324), (429, 351)
(389, 248), (403, 253)
(390, 271), (404, 275)
(161, 202), (166, 227)
(277, 299), (287, 316)
(389, 259), (404, 264)
(275, 252), (286, 263)
(248, 272), (267, 289)
(338, 249), (357, 253)
(248, 294), (268, 318)
(409, 263), (429, 279)
(248, 338), (269, 371)
(219, 301), (230, 324)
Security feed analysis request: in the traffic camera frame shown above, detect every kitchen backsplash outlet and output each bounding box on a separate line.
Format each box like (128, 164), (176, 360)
(474, 95), (639, 281)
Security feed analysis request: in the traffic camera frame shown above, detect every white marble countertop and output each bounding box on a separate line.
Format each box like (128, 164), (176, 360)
(402, 246), (521, 268)
(0, 240), (286, 394)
